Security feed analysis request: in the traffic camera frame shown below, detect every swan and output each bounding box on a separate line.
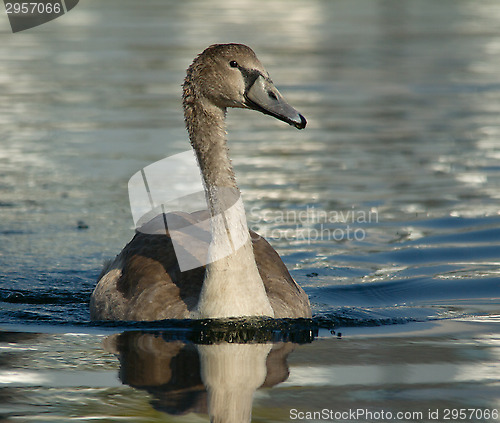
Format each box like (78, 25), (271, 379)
(90, 43), (311, 320)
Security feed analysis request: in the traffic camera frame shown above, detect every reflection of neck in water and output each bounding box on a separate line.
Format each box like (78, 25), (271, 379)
(109, 331), (303, 419)
(197, 343), (273, 423)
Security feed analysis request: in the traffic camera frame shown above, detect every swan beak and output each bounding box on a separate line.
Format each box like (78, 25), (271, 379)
(244, 75), (307, 130)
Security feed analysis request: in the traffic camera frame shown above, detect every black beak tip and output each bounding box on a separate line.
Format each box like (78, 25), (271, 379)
(294, 114), (307, 130)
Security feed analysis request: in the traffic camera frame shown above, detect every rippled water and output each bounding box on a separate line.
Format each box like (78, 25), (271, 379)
(1, 0), (500, 421)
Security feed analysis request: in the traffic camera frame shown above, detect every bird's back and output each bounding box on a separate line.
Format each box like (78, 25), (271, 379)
(90, 211), (311, 321)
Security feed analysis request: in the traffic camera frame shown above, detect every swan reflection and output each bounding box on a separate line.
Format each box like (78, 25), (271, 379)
(105, 325), (314, 421)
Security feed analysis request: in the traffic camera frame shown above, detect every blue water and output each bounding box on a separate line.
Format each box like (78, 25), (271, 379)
(1, 1), (500, 421)
(1, 0), (499, 330)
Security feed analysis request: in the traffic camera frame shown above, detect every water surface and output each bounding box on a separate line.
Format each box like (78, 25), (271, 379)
(1, 0), (499, 421)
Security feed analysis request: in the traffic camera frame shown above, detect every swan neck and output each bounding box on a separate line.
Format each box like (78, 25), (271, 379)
(184, 97), (237, 194)
(183, 79), (274, 319)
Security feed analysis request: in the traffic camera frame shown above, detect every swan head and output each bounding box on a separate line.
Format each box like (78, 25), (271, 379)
(184, 43), (306, 129)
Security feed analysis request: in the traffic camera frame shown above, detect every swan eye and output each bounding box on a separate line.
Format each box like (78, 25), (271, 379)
(229, 60), (238, 68)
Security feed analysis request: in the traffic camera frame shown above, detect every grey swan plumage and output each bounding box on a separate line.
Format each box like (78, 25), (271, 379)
(90, 44), (311, 320)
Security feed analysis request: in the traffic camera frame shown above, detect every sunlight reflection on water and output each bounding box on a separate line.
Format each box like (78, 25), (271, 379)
(1, 0), (500, 420)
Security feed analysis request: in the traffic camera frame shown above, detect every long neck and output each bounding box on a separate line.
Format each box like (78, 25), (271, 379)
(186, 98), (236, 192)
(183, 86), (274, 319)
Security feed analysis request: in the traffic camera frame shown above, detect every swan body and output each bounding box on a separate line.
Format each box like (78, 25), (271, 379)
(90, 44), (311, 320)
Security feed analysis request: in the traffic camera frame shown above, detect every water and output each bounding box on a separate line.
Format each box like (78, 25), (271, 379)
(1, 0), (500, 421)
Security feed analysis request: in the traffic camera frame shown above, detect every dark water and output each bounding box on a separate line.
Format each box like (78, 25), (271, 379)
(1, 0), (500, 421)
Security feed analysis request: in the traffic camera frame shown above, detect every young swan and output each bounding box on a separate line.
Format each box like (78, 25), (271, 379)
(90, 44), (311, 321)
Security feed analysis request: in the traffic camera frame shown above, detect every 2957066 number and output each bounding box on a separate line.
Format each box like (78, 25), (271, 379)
(5, 2), (62, 14)
(443, 408), (498, 420)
